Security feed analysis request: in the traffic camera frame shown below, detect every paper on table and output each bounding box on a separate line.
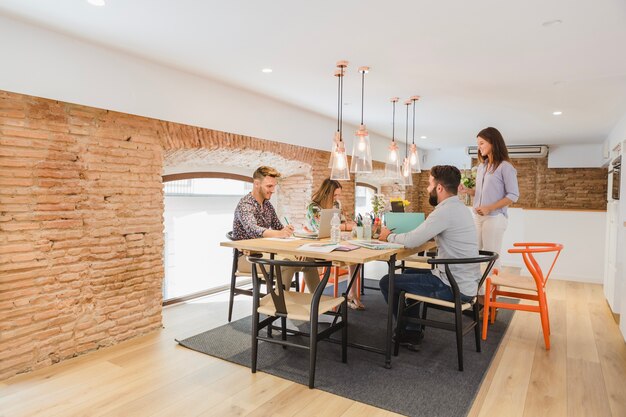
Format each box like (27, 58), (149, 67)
(298, 243), (339, 253)
(346, 240), (404, 250)
(263, 237), (302, 241)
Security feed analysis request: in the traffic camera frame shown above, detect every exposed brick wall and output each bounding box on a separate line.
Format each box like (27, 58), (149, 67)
(407, 158), (608, 217)
(509, 158), (607, 210)
(0, 90), (357, 380)
(0, 92), (165, 380)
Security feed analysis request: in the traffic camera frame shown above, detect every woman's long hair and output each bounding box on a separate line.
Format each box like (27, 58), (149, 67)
(311, 178), (342, 209)
(477, 127), (511, 171)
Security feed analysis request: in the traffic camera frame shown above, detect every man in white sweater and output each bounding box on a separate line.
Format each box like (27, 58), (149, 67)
(378, 165), (480, 350)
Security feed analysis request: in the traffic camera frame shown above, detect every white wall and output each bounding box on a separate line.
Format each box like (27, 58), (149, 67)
(423, 148), (471, 170)
(0, 14), (393, 160)
(500, 208), (606, 283)
(547, 144), (605, 168)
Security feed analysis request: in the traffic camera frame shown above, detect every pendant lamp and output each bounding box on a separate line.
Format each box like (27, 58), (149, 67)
(350, 66), (373, 173)
(401, 99), (413, 187)
(409, 95), (422, 173)
(330, 61), (350, 181)
(384, 97), (401, 179)
(327, 64), (342, 169)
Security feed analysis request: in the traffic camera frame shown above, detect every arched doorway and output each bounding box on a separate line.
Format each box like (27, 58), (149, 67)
(162, 173), (252, 304)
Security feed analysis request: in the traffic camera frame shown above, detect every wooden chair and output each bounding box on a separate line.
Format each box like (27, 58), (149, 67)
(394, 250), (498, 371)
(225, 231), (299, 322)
(249, 256), (348, 388)
(482, 242), (563, 350)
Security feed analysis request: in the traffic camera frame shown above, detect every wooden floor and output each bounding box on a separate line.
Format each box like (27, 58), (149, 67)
(1, 278), (625, 417)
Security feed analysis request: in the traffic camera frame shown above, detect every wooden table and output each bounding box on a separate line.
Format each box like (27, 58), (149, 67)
(220, 237), (436, 368)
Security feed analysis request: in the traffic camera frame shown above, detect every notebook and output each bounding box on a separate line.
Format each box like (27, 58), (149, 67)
(294, 208), (340, 239)
(384, 212), (425, 234)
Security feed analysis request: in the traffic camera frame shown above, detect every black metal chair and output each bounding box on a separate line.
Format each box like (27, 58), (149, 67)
(226, 231), (254, 322)
(249, 256), (348, 389)
(225, 231), (299, 322)
(394, 250), (498, 371)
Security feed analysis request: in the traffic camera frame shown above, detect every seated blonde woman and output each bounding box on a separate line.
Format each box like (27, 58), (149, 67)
(305, 178), (365, 310)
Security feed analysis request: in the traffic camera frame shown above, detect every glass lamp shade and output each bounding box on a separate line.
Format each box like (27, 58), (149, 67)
(384, 141), (401, 179)
(328, 132), (341, 168)
(330, 141), (351, 181)
(409, 143), (422, 173)
(349, 125), (373, 173)
(401, 157), (413, 187)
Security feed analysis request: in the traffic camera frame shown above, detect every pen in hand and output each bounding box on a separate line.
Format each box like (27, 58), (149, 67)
(284, 217), (290, 225)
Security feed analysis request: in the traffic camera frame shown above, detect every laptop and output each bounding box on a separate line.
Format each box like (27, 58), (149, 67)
(384, 212), (425, 234)
(294, 208), (340, 239)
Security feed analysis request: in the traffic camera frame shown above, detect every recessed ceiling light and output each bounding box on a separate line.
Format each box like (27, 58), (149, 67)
(542, 19), (562, 27)
(420, 136), (427, 139)
(552, 111), (563, 116)
(87, 0), (106, 6)
(261, 68), (273, 73)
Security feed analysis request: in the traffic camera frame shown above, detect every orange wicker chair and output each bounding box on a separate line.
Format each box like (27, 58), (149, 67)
(482, 242), (563, 350)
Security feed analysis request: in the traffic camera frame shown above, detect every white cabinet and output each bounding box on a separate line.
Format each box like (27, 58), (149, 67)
(604, 201), (620, 312)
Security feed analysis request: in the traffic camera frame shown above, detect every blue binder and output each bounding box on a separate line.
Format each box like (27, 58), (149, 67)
(384, 212), (425, 234)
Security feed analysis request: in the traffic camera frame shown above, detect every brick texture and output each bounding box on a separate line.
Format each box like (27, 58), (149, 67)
(407, 159), (607, 216)
(0, 90), (608, 381)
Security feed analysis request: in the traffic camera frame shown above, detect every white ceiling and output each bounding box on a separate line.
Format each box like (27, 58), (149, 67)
(1, 0), (626, 149)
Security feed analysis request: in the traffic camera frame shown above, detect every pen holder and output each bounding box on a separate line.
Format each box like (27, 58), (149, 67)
(355, 226), (364, 240)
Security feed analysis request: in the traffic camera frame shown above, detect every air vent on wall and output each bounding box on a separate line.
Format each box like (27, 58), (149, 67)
(466, 145), (549, 158)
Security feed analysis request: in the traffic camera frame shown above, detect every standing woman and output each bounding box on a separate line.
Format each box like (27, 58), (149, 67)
(305, 179), (364, 310)
(463, 127), (519, 271)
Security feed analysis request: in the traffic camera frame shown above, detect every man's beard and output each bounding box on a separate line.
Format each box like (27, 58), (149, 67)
(428, 188), (438, 207)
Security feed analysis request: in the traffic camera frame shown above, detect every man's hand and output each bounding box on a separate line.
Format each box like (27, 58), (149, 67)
(278, 225), (295, 238)
(378, 226), (392, 242)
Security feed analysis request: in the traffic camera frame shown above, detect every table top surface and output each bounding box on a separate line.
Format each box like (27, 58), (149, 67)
(220, 237), (436, 265)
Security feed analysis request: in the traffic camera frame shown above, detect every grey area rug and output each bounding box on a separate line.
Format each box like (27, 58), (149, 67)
(178, 282), (514, 417)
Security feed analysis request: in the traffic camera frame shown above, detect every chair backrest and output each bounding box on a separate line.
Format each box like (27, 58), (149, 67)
(247, 256), (333, 317)
(384, 212), (425, 234)
(427, 250), (499, 300)
(226, 231), (235, 241)
(508, 242), (563, 289)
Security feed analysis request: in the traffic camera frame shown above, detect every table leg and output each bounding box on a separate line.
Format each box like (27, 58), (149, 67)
(385, 254), (396, 369)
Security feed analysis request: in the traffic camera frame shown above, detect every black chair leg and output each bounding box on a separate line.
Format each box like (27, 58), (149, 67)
(309, 317), (319, 389)
(360, 264), (365, 295)
(421, 302), (428, 332)
(473, 304), (482, 352)
(341, 300), (348, 363)
(455, 307), (464, 371)
(228, 251), (239, 322)
(251, 311), (259, 373)
(394, 292), (406, 356)
(281, 316), (287, 349)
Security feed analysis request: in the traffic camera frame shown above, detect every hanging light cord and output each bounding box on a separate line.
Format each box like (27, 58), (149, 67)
(412, 99), (416, 144)
(405, 103), (409, 157)
(392, 100), (396, 141)
(360, 71), (365, 125)
(336, 71), (341, 135)
(339, 66), (344, 141)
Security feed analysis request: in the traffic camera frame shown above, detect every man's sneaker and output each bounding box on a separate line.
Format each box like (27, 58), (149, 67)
(393, 330), (424, 351)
